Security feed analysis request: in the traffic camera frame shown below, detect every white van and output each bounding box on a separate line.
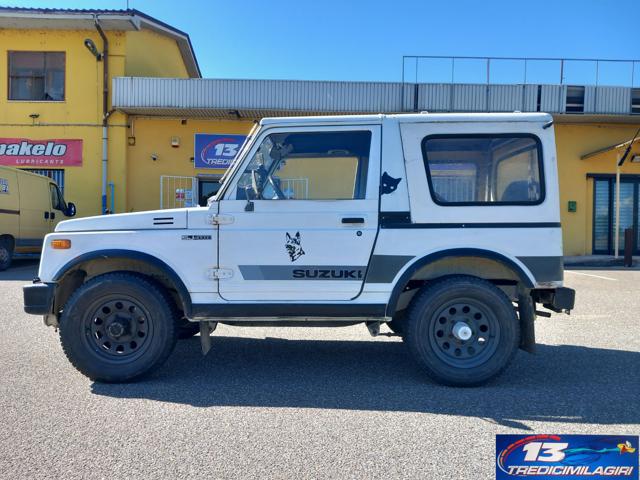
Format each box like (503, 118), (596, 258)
(0, 166), (75, 270)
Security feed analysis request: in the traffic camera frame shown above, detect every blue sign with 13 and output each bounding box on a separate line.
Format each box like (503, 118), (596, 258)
(194, 134), (247, 169)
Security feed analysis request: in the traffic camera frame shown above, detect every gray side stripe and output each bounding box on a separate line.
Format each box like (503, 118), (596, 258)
(15, 238), (43, 248)
(239, 265), (366, 281)
(365, 255), (415, 283)
(517, 256), (563, 282)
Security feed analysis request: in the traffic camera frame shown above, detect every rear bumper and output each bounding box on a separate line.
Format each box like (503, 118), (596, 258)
(533, 287), (576, 312)
(23, 282), (55, 315)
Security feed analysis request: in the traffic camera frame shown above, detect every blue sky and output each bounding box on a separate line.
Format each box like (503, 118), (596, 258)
(4, 0), (640, 85)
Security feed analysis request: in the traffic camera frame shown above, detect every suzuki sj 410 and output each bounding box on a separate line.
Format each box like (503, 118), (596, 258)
(24, 113), (575, 386)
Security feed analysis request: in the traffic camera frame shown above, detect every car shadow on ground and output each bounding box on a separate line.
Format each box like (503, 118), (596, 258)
(0, 259), (39, 281)
(91, 336), (640, 429)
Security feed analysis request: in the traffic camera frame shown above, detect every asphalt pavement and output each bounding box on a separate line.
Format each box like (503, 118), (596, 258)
(0, 259), (638, 479)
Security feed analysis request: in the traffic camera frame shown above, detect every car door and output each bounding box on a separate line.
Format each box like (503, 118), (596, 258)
(217, 125), (381, 301)
(16, 173), (50, 252)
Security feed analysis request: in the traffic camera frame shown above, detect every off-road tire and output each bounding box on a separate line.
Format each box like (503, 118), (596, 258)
(177, 318), (200, 339)
(0, 237), (13, 271)
(59, 272), (178, 382)
(404, 276), (520, 387)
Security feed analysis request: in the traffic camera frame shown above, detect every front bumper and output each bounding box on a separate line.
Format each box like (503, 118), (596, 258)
(23, 281), (55, 315)
(533, 287), (576, 312)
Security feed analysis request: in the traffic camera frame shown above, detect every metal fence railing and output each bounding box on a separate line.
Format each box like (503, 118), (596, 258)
(160, 175), (198, 209)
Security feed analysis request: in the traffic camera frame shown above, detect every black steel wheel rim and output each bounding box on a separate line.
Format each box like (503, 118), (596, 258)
(82, 295), (154, 363)
(428, 299), (500, 368)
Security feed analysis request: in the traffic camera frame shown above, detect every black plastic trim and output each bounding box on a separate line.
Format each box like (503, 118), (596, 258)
(23, 282), (55, 315)
(379, 211), (411, 224)
(51, 249), (192, 315)
(385, 248), (536, 316)
(0, 208), (20, 215)
(15, 238), (44, 247)
(190, 303), (387, 318)
(381, 221), (561, 229)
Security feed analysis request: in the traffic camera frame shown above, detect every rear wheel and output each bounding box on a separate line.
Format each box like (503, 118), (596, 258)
(59, 272), (178, 382)
(404, 276), (519, 387)
(0, 237), (13, 271)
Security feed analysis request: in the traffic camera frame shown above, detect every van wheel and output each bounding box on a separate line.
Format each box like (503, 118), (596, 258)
(0, 237), (13, 271)
(177, 317), (201, 339)
(404, 276), (519, 387)
(59, 273), (178, 382)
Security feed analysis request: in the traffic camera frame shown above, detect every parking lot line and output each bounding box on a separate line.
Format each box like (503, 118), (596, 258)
(565, 270), (618, 281)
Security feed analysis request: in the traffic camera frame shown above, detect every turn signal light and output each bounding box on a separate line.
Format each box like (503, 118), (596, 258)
(51, 239), (71, 249)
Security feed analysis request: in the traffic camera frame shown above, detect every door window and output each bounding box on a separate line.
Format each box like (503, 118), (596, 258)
(49, 184), (66, 211)
(235, 131), (372, 200)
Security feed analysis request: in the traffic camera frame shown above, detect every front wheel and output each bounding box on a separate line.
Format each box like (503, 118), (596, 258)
(404, 276), (520, 387)
(59, 272), (178, 382)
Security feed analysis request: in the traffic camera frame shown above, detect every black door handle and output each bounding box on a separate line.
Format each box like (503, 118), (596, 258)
(44, 211), (49, 219)
(341, 217), (365, 224)
(50, 212), (55, 220)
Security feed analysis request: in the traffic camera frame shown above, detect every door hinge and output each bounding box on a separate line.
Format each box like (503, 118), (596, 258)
(207, 268), (233, 280)
(207, 214), (234, 225)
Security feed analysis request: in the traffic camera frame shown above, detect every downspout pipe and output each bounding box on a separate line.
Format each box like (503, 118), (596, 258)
(94, 17), (109, 214)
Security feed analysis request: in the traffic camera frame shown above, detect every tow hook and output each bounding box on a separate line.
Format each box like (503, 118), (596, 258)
(199, 321), (218, 355)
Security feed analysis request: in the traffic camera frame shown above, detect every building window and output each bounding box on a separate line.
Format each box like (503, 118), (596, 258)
(421, 134), (544, 205)
(8, 51), (65, 101)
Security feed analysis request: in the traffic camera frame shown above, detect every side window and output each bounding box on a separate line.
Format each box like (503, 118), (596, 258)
(9, 52), (65, 101)
(49, 184), (64, 210)
(236, 131), (372, 200)
(422, 135), (543, 205)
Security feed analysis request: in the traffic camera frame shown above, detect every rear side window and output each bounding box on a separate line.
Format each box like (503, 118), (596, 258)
(421, 134), (544, 205)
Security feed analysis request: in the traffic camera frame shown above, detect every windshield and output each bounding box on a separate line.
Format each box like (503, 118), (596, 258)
(219, 122), (260, 187)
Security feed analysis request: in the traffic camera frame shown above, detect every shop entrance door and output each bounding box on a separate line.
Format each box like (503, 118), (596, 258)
(593, 177), (639, 254)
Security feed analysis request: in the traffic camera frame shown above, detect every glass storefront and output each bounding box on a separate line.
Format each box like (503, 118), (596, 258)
(593, 177), (639, 254)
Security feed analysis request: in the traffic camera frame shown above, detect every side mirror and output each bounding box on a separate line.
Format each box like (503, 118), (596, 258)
(66, 202), (77, 217)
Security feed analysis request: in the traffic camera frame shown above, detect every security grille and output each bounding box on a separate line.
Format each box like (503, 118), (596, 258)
(160, 175), (198, 209)
(280, 178), (309, 199)
(431, 176), (476, 202)
(23, 168), (65, 194)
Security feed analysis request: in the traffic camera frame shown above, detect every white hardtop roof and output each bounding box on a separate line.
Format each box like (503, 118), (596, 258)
(260, 112), (553, 126)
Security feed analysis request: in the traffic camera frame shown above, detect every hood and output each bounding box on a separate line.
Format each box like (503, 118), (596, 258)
(55, 208), (188, 232)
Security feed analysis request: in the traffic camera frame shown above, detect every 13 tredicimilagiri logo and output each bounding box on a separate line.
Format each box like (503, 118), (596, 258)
(496, 434), (638, 479)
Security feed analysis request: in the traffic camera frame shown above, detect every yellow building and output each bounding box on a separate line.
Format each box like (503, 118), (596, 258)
(1, 7), (639, 256)
(0, 7), (246, 216)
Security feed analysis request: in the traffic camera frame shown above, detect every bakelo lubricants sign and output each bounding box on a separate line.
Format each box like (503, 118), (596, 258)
(0, 138), (83, 166)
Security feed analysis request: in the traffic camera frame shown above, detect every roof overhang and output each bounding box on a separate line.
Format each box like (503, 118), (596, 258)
(0, 8), (200, 77)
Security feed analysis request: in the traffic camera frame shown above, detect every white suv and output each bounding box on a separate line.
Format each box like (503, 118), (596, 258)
(24, 113), (575, 386)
